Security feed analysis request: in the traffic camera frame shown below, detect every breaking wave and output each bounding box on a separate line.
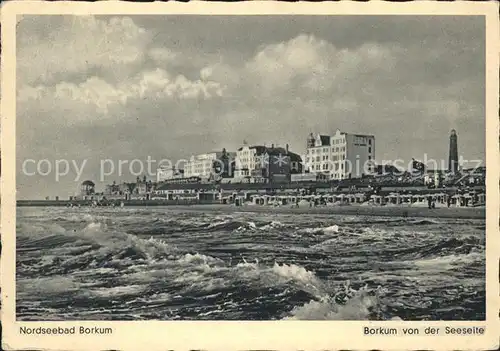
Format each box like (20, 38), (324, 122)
(16, 207), (485, 321)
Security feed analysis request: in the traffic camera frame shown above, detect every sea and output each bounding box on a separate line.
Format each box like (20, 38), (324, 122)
(16, 206), (485, 321)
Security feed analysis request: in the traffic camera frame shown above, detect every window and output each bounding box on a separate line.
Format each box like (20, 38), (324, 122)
(316, 156), (320, 162)
(368, 147), (372, 153)
(368, 156), (372, 160)
(369, 139), (372, 145)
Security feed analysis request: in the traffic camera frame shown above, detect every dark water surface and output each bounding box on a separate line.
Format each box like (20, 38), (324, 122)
(16, 207), (485, 321)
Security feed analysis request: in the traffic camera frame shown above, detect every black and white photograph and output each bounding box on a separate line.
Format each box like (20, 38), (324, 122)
(10, 9), (492, 326)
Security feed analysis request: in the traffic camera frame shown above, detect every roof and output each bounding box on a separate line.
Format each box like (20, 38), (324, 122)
(266, 147), (287, 156)
(156, 183), (211, 191)
(288, 152), (302, 162)
(81, 180), (95, 186)
(319, 135), (331, 146)
(375, 164), (402, 173)
(237, 145), (267, 153)
(251, 146), (268, 155)
(352, 133), (375, 138)
(237, 145), (301, 162)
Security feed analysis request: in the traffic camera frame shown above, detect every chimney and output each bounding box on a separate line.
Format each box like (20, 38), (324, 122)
(271, 143), (274, 149)
(286, 144), (289, 153)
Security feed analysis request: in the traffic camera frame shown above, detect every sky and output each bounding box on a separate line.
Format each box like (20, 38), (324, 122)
(16, 15), (485, 199)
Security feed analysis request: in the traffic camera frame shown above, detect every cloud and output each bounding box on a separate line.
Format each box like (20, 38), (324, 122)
(148, 48), (179, 63)
(15, 17), (485, 199)
(245, 34), (397, 96)
(17, 16), (152, 85)
(18, 68), (225, 115)
(18, 30), (482, 141)
(248, 35), (331, 79)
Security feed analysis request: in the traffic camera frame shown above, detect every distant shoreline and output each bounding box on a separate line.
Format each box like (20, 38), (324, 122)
(17, 200), (485, 219)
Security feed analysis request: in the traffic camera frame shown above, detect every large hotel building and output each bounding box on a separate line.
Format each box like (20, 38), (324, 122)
(305, 129), (375, 180)
(155, 130), (375, 184)
(183, 150), (237, 180)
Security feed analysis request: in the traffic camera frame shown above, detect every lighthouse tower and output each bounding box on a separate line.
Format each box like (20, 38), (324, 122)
(448, 129), (459, 174)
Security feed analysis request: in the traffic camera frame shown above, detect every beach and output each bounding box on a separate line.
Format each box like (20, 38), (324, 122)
(17, 200), (485, 220)
(141, 204), (486, 220)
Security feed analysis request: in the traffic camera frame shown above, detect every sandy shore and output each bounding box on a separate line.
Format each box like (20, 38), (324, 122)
(18, 200), (485, 219)
(157, 204), (485, 219)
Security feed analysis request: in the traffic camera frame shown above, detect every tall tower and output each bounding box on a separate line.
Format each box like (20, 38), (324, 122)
(448, 129), (459, 173)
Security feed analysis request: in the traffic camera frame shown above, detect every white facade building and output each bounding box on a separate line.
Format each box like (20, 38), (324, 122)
(183, 151), (236, 179)
(156, 166), (183, 182)
(305, 134), (332, 175)
(184, 152), (222, 179)
(305, 129), (375, 180)
(234, 145), (259, 178)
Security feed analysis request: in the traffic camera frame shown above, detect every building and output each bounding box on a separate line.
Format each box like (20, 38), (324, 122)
(448, 129), (459, 174)
(212, 148), (236, 180)
(291, 173), (328, 183)
(184, 150), (236, 180)
(104, 181), (120, 195)
(305, 133), (333, 175)
(119, 182), (133, 195)
(156, 166), (184, 182)
(235, 145), (265, 178)
(254, 146), (296, 183)
(80, 180), (95, 196)
(424, 170), (445, 187)
(412, 158), (426, 173)
(133, 175), (154, 195)
(305, 129), (375, 180)
(375, 163), (402, 175)
(235, 144), (302, 183)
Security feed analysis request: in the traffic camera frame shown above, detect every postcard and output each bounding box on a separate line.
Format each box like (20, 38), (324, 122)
(1, 1), (499, 350)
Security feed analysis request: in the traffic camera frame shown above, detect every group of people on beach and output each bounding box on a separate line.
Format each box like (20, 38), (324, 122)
(427, 195), (438, 209)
